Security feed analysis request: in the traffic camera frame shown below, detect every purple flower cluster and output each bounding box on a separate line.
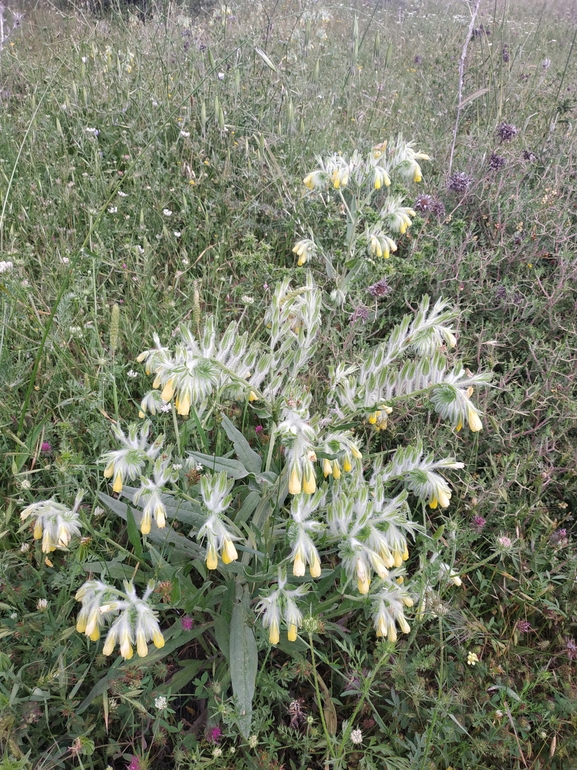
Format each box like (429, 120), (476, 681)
(447, 172), (472, 194)
(367, 278), (392, 298)
(496, 122), (518, 142)
(414, 194), (445, 217)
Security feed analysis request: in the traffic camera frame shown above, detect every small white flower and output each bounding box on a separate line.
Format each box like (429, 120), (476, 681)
(196, 462), (204, 471)
(85, 127), (99, 136)
(212, 747), (223, 758)
(20, 479), (31, 490)
(108, 206), (117, 214)
(118, 190), (128, 197)
(160, 403), (172, 413)
(241, 295), (255, 305)
(154, 695), (168, 710)
(163, 208), (172, 216)
(0, 260), (14, 273)
(248, 735), (258, 748)
(127, 369), (139, 378)
(81, 56), (87, 63)
(10, 611), (18, 619)
(350, 728), (363, 744)
(172, 463), (183, 471)
(179, 130), (190, 138)
(20, 542), (30, 552)
(218, 72), (225, 80)
(181, 257), (189, 265)
(173, 231), (181, 238)
(37, 599), (49, 611)
(60, 257), (70, 265)
(467, 651), (479, 666)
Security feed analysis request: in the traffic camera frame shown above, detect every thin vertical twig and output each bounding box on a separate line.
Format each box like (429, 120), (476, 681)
(448, 0), (482, 176)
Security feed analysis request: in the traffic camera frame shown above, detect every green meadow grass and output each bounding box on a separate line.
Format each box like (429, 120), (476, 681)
(0, 0), (576, 768)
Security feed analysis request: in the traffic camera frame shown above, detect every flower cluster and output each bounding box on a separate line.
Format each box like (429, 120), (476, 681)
(294, 137), (428, 280)
(256, 572), (308, 644)
(76, 579), (165, 659)
(21, 491), (84, 553)
(100, 421), (164, 494)
(197, 471), (239, 569)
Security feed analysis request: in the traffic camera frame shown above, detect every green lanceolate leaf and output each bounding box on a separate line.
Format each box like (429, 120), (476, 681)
(230, 584), (258, 738)
(221, 414), (262, 474)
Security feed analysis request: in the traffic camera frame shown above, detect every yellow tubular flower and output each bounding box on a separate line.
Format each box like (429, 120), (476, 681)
(103, 463), (114, 479)
(206, 543), (218, 570)
(248, 391), (258, 402)
(358, 577), (371, 594)
(368, 411), (378, 425)
(76, 616), (87, 634)
(120, 636), (133, 661)
(287, 624), (298, 642)
(429, 497), (438, 510)
(269, 621), (280, 645)
(288, 466), (302, 495)
(161, 379), (174, 402)
(102, 636), (115, 656)
(302, 468), (316, 495)
(153, 630), (165, 649)
(342, 456), (352, 473)
(176, 391), (191, 416)
(467, 405), (483, 432)
(309, 552), (321, 578)
(136, 630), (148, 658)
(323, 458), (333, 477)
(33, 521), (43, 540)
(141, 510), (152, 535)
(387, 621), (398, 643)
(293, 550), (306, 577)
(89, 626), (100, 642)
(376, 615), (387, 637)
(222, 538), (238, 565)
(332, 460), (341, 480)
(155, 503), (166, 529)
(113, 473), (123, 494)
(303, 173), (314, 189)
(437, 488), (451, 508)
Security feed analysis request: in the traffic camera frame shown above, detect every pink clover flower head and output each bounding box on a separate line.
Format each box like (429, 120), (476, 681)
(471, 515), (486, 533)
(255, 425), (264, 435)
(207, 725), (222, 742)
(127, 757), (142, 770)
(181, 616), (193, 630)
(41, 441), (53, 453)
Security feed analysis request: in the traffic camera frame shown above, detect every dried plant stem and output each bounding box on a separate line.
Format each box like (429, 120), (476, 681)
(448, 0), (482, 175)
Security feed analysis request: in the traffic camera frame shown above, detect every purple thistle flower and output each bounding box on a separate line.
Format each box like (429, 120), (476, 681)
(488, 153), (506, 171)
(496, 122), (518, 142)
(367, 278), (392, 298)
(447, 172), (472, 193)
(414, 194), (433, 212)
(350, 305), (369, 325)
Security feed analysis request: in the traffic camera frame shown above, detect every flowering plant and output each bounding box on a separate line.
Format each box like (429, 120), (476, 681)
(59, 270), (490, 737)
(293, 137), (431, 303)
